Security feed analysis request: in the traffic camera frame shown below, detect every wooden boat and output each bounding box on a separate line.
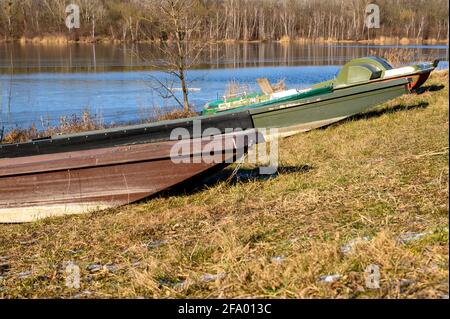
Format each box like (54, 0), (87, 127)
(312, 56), (439, 91)
(203, 68), (410, 138)
(0, 112), (262, 223)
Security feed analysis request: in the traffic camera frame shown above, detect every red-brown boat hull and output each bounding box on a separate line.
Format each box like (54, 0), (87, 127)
(0, 131), (260, 222)
(379, 71), (432, 91)
(409, 71), (432, 91)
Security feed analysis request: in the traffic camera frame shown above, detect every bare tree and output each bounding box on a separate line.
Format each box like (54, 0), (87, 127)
(1, 0), (14, 38)
(140, 0), (207, 112)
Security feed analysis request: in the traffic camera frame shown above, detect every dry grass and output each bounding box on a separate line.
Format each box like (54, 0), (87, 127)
(137, 104), (198, 123)
(2, 107), (197, 144)
(224, 81), (250, 99)
(152, 107), (198, 122)
(370, 48), (425, 67)
(0, 71), (448, 298)
(1, 110), (104, 144)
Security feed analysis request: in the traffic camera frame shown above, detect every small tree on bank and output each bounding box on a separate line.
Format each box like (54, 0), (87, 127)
(142, 0), (207, 112)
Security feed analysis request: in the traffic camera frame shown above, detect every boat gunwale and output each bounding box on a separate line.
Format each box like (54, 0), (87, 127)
(0, 110), (255, 158)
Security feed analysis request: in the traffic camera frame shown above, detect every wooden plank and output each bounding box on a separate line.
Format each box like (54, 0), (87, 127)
(257, 78), (274, 94)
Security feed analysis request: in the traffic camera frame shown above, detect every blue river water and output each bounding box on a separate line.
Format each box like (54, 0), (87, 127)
(0, 66), (343, 129)
(0, 43), (448, 130)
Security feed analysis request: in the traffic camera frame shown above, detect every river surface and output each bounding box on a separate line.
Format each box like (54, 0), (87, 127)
(0, 42), (448, 130)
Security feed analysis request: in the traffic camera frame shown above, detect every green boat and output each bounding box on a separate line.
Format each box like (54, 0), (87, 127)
(312, 56), (438, 91)
(202, 58), (411, 138)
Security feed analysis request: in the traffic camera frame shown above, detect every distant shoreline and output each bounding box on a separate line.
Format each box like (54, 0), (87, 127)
(0, 35), (448, 46)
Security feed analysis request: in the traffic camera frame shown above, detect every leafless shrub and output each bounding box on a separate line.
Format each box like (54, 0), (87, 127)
(224, 80), (250, 99)
(371, 48), (424, 67)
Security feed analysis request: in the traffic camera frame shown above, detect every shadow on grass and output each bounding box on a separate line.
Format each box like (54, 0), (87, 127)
(147, 164), (313, 200)
(319, 101), (429, 130)
(414, 84), (445, 95)
(222, 164), (313, 184)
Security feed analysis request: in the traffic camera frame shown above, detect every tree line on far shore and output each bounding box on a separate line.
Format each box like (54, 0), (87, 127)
(0, 0), (448, 43)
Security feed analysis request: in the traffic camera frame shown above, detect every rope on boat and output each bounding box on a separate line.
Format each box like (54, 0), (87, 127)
(227, 153), (247, 183)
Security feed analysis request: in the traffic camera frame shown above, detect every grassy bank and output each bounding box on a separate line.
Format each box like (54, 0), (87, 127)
(0, 71), (448, 298)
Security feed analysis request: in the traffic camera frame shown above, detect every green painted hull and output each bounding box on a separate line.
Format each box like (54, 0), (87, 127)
(248, 78), (409, 136)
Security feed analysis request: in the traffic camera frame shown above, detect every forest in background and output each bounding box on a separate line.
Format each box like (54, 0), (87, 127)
(0, 0), (449, 43)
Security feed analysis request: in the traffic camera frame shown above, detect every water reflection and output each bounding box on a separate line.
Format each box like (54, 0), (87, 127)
(1, 42), (448, 73)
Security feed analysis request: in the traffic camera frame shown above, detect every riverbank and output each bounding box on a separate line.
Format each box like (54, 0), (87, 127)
(1, 35), (448, 46)
(0, 70), (448, 298)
